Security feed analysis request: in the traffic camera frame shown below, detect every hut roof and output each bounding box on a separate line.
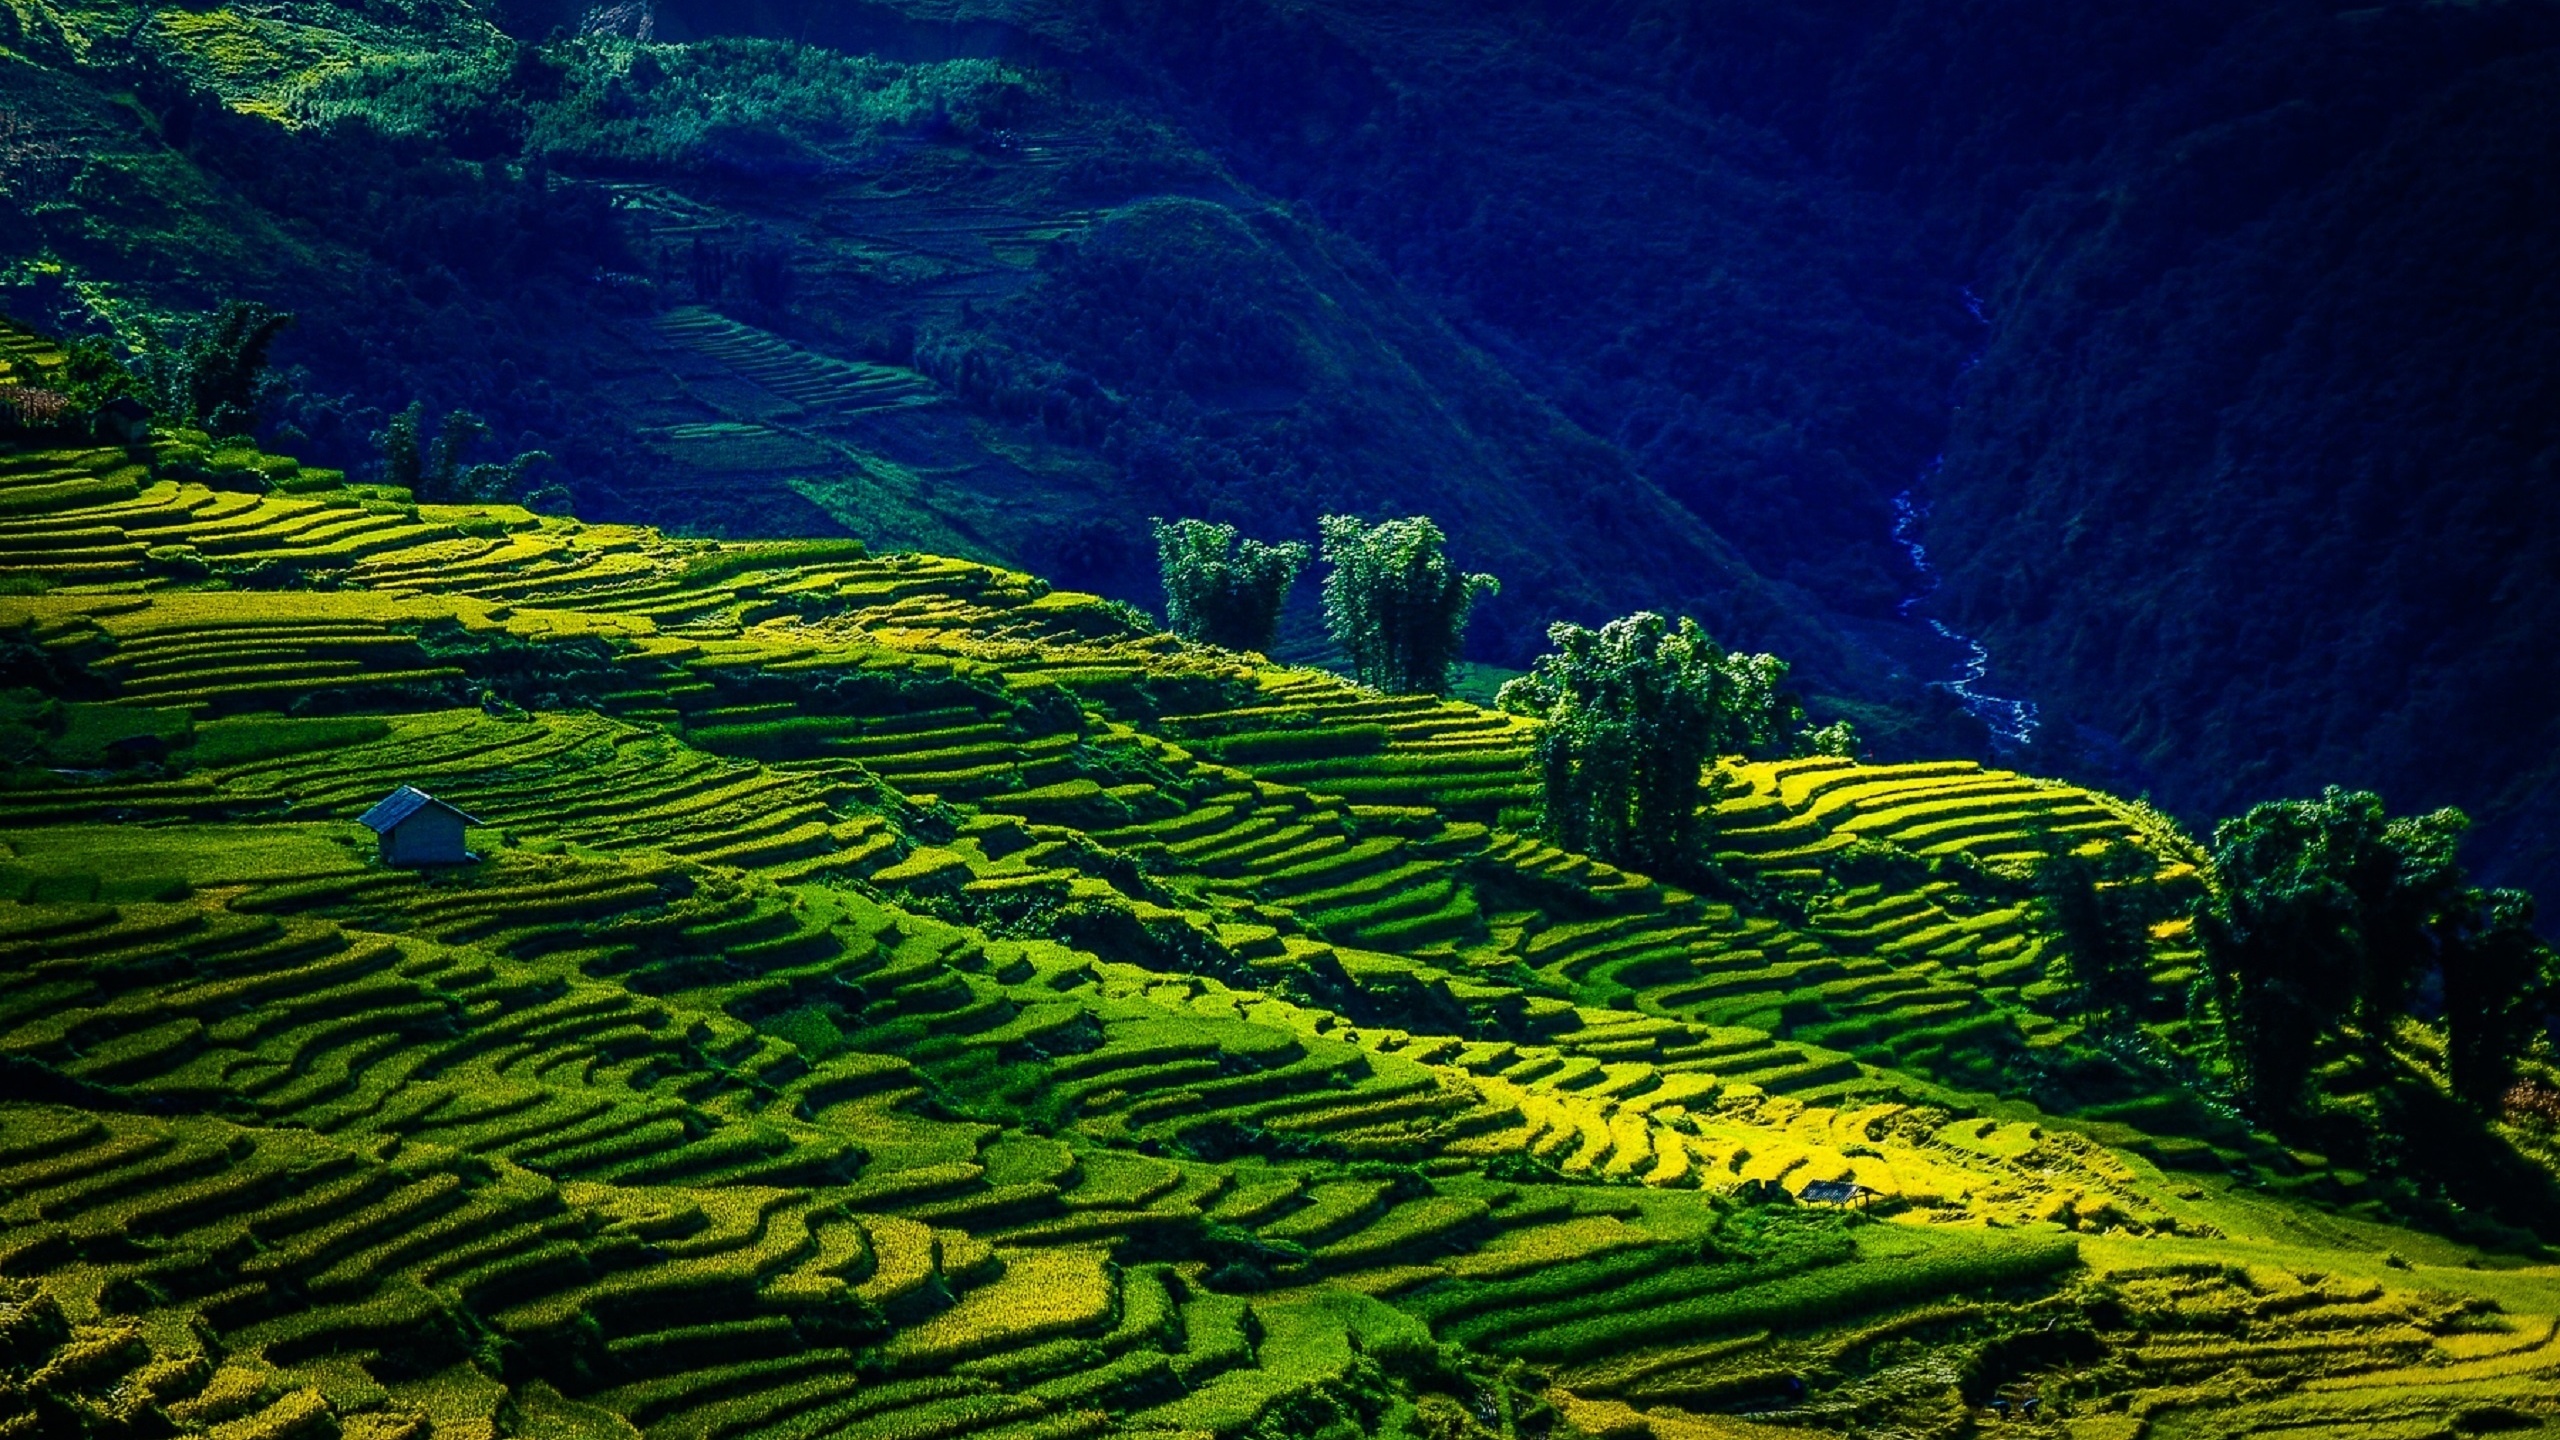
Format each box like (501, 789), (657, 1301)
(358, 786), (482, 833)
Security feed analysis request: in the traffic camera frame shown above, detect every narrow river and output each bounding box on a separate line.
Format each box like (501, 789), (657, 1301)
(1892, 481), (2038, 749)
(1887, 288), (2041, 751)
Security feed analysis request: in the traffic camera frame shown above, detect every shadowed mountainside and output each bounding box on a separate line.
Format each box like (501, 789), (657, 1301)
(619, 0), (2560, 894)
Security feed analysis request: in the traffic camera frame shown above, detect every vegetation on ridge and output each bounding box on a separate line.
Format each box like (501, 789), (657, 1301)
(1499, 612), (1794, 884)
(2202, 789), (2560, 1118)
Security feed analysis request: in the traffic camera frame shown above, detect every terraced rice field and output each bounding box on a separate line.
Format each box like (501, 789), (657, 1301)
(656, 309), (943, 425)
(5, 328), (2558, 1439)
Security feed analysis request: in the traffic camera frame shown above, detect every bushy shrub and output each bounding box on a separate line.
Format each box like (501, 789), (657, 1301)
(378, 404), (560, 509)
(1799, 718), (1860, 758)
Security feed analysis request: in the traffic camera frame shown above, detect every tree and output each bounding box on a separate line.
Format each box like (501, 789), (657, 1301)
(380, 406), (560, 509)
(1799, 718), (1861, 759)
(425, 410), (493, 497)
(1496, 612), (1789, 878)
(179, 301), (292, 437)
(380, 402), (426, 492)
(56, 337), (147, 416)
(2198, 788), (2493, 1118)
(2440, 889), (2560, 1108)
(1152, 517), (1308, 654)
(1317, 514), (1497, 695)
(2035, 841), (2155, 1021)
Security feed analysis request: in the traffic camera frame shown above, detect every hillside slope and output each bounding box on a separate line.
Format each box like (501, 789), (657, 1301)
(604, 0), (2560, 894)
(1925, 10), (2560, 896)
(6, 326), (2560, 1438)
(0, 0), (1948, 741)
(1045, 0), (2560, 895)
(10, 0), (2559, 880)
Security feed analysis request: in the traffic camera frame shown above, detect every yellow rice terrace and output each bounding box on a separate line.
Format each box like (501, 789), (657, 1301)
(3, 319), (2558, 1440)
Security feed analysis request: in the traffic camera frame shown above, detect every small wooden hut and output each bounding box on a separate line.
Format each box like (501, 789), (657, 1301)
(357, 786), (481, 867)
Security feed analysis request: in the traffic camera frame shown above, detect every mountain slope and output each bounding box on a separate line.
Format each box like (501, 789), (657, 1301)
(10, 0), (2560, 892)
(1928, 14), (2560, 895)
(704, 0), (2560, 896)
(0, 0), (1952, 743)
(6, 327), (2560, 1437)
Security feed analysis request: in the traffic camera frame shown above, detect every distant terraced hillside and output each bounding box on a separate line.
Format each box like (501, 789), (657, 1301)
(6, 328), (2560, 1437)
(0, 0), (1905, 723)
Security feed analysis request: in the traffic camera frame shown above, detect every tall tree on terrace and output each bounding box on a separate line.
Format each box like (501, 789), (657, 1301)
(379, 402), (426, 492)
(2199, 788), (2511, 1118)
(1497, 612), (1788, 880)
(2440, 888), (2560, 1108)
(2036, 840), (2157, 1022)
(1317, 514), (1498, 696)
(178, 300), (291, 437)
(1153, 517), (1308, 654)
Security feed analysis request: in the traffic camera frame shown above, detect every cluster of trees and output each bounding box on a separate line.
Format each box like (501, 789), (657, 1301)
(1154, 516), (1869, 885)
(1152, 513), (1496, 697)
(0, 302), (291, 443)
(1318, 515), (1499, 696)
(1970, 787), (2559, 1144)
(2200, 788), (2558, 1118)
(155, 303), (294, 439)
(2, 307), (557, 511)
(378, 404), (563, 509)
(1497, 613), (1804, 880)
(1152, 519), (1307, 655)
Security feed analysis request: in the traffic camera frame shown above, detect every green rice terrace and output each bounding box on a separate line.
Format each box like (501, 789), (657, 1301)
(4, 319), (2560, 1440)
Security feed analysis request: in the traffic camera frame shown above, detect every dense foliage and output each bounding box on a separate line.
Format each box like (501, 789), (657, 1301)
(2201, 788), (2560, 1118)
(2031, 842), (2157, 1026)
(0, 299), (282, 442)
(1152, 516), (1305, 654)
(1317, 514), (1497, 696)
(1497, 612), (1784, 880)
(2443, 889), (2558, 1107)
(380, 402), (562, 508)
(163, 299), (290, 436)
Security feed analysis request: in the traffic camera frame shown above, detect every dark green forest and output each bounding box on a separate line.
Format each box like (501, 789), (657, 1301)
(5, 0), (2555, 898)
